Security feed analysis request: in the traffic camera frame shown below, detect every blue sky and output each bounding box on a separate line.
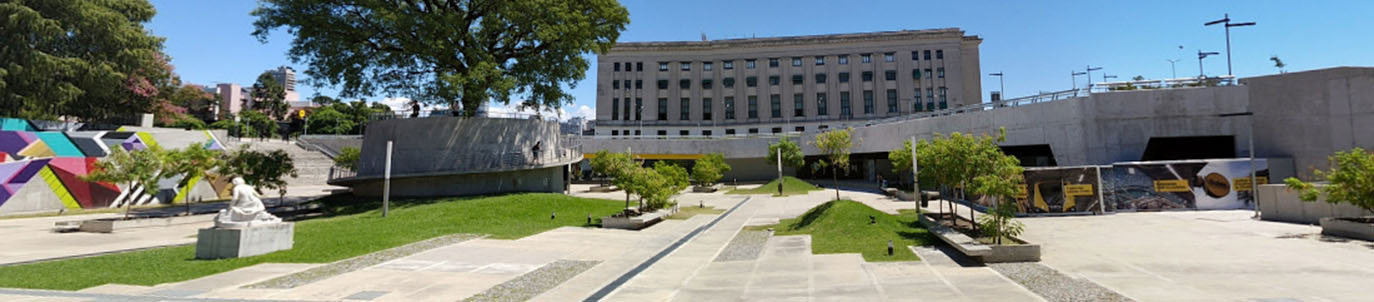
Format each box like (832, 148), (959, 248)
(148, 0), (1374, 119)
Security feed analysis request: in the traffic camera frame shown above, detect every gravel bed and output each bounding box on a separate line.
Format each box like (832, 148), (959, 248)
(245, 233), (483, 289)
(714, 230), (769, 262)
(990, 262), (1134, 302)
(461, 259), (601, 302)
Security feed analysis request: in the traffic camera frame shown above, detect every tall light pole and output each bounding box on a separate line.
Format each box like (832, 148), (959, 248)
(1205, 14), (1256, 77)
(1071, 71), (1087, 90)
(989, 72), (1005, 101)
(1085, 66), (1102, 90)
(1103, 74), (1118, 83)
(1198, 50), (1220, 78)
(1166, 59), (1181, 79)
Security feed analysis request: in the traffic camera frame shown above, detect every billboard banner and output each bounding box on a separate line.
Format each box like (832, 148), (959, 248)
(1103, 159), (1268, 211)
(1015, 166), (1102, 214)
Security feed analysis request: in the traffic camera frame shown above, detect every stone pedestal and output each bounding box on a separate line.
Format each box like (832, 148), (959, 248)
(195, 222), (294, 259)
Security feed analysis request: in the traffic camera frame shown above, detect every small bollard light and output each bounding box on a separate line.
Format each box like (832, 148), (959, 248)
(699, 200), (704, 208)
(551, 211), (556, 220)
(887, 240), (894, 256)
(869, 215), (876, 224)
(586, 213), (591, 225)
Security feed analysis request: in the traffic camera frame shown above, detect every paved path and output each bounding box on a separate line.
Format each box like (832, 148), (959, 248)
(0, 213), (207, 266)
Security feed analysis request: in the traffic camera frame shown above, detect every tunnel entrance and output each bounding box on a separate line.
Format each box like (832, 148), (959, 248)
(1000, 144), (1058, 167)
(1140, 136), (1235, 161)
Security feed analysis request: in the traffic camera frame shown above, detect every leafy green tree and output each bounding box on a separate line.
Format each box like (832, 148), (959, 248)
(84, 146), (172, 218)
(767, 137), (806, 191)
(239, 111), (278, 140)
(334, 147), (361, 171)
(306, 107), (355, 135)
(166, 142), (221, 210)
(218, 147), (298, 204)
(0, 0), (170, 122)
(648, 161), (689, 210)
(311, 95), (340, 106)
(812, 128), (855, 200)
(1285, 147), (1374, 215)
(251, 0), (630, 116)
(251, 72), (288, 120)
(912, 128), (1023, 233)
(691, 153), (731, 186)
(209, 119), (255, 138)
(168, 116), (206, 130)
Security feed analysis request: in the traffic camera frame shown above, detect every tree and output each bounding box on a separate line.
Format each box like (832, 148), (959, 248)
(691, 153), (731, 186)
(168, 116), (207, 130)
(967, 143), (1025, 245)
(590, 150), (635, 208)
(649, 161), (689, 210)
(812, 128), (855, 200)
(0, 0), (170, 122)
(169, 84), (217, 121)
(306, 107), (355, 135)
(251, 0), (630, 116)
(252, 72), (289, 120)
(218, 147), (298, 205)
(912, 128), (1023, 232)
(84, 146), (172, 218)
(331, 100), (383, 134)
(1285, 147), (1374, 215)
(1270, 55), (1287, 74)
(239, 111), (278, 140)
(166, 142), (222, 212)
(311, 95), (340, 106)
(334, 147), (361, 171)
(210, 119), (255, 138)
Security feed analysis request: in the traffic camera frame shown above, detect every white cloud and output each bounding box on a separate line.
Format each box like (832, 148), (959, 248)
(378, 97), (413, 112)
(486, 102), (592, 122)
(572, 105), (595, 120)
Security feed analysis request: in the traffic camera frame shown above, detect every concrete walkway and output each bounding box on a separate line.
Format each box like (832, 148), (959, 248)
(0, 213), (207, 266)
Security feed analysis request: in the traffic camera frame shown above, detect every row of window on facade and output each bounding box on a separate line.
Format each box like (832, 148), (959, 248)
(611, 68), (945, 90)
(608, 125), (822, 137)
(611, 50), (946, 73)
(609, 88), (948, 121)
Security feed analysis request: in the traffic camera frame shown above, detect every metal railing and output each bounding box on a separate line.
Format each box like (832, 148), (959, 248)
(326, 146), (582, 182)
(370, 109), (563, 122)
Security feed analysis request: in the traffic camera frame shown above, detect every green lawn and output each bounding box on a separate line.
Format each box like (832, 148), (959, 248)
(666, 206), (725, 220)
(748, 200), (936, 261)
(726, 176), (822, 196)
(0, 193), (624, 290)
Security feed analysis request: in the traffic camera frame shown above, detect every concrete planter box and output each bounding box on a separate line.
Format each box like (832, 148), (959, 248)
(917, 213), (1040, 263)
(590, 185), (620, 193)
(602, 208), (677, 230)
(693, 184), (722, 193)
(196, 223), (295, 259)
(78, 214), (216, 233)
(1320, 217), (1374, 241)
(887, 189), (916, 201)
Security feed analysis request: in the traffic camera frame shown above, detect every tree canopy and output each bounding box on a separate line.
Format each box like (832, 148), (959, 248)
(252, 72), (289, 120)
(1, 0), (171, 122)
(1286, 147), (1374, 215)
(306, 107), (355, 135)
(692, 153), (731, 186)
(812, 128), (855, 200)
(250, 0), (630, 116)
(767, 137), (805, 169)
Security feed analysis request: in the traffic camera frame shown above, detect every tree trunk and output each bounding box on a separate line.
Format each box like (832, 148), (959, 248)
(832, 167), (840, 201)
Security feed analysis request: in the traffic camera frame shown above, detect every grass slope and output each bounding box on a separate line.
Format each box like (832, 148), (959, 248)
(0, 193), (623, 290)
(666, 206), (725, 220)
(750, 200), (935, 261)
(727, 176), (821, 196)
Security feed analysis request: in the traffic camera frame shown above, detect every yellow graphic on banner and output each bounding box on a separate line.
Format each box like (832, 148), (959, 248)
(1063, 184), (1094, 196)
(1153, 180), (1191, 192)
(1233, 176), (1269, 191)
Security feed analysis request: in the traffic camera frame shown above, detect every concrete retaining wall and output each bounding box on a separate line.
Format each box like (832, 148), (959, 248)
(358, 117), (564, 177)
(1258, 184), (1369, 225)
(348, 165), (566, 197)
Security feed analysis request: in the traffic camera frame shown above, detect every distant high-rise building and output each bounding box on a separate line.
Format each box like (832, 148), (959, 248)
(266, 66), (305, 106)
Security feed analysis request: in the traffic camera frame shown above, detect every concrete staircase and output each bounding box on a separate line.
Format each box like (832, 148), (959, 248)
(223, 138), (335, 188)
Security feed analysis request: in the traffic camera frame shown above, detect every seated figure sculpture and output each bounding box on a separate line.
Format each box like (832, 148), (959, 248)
(214, 177), (282, 228)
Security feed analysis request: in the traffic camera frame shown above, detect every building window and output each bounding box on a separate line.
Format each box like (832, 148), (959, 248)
(746, 59), (757, 69)
(703, 98), (713, 120)
(635, 80), (643, 89)
(793, 93), (804, 117)
(939, 87), (948, 105)
(936, 49), (944, 59)
(839, 91), (850, 117)
(815, 56), (825, 65)
(914, 90), (923, 111)
(658, 79), (669, 89)
(772, 127), (782, 134)
(911, 51), (919, 61)
(633, 130), (639, 136)
(926, 88), (935, 111)
(819, 125), (829, 130)
(614, 62), (620, 72)
(613, 80), (620, 89)
(704, 62), (713, 71)
(885, 70), (896, 81)
(680, 62), (691, 71)
(635, 98), (642, 120)
(795, 126), (804, 132)
(769, 75), (780, 86)
(725, 97), (736, 120)
(923, 50), (931, 60)
(723, 60), (734, 70)
(680, 130), (689, 136)
(746, 76), (758, 87)
(838, 72), (850, 83)
(838, 55), (849, 65)
(703, 130), (712, 136)
(611, 130), (618, 136)
(861, 53), (872, 63)
(791, 57), (802, 67)
(913, 69), (921, 80)
(636, 62), (643, 71)
(723, 77), (735, 88)
(791, 74), (803, 85)
(886, 89), (898, 113)
(884, 52), (895, 62)
(702, 79), (713, 89)
(862, 71), (873, 82)
(749, 128), (759, 134)
(612, 98), (620, 120)
(680, 79), (690, 89)
(815, 73), (827, 84)
(770, 94), (781, 118)
(726, 129), (736, 135)
(624, 80), (631, 89)
(659, 62), (669, 71)
(769, 58), (779, 68)
(925, 68), (933, 79)
(816, 93), (828, 116)
(938, 68), (945, 78)
(657, 98), (668, 120)
(863, 90), (874, 114)
(625, 98), (632, 121)
(680, 98), (690, 120)
(658, 130), (667, 136)
(747, 96), (758, 119)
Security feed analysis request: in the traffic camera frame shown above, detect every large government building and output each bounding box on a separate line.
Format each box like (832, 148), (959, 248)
(594, 28), (983, 137)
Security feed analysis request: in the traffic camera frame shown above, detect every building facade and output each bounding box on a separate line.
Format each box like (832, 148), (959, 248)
(266, 66), (303, 106)
(594, 29), (982, 137)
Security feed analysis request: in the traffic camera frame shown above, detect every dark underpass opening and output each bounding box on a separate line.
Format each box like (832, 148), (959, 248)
(1140, 135), (1235, 161)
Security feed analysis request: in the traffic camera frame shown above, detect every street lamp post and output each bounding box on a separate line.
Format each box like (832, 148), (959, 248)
(1103, 74), (1118, 83)
(1167, 59), (1180, 79)
(1071, 71), (1087, 90)
(1198, 50), (1221, 78)
(1085, 66), (1102, 91)
(1218, 112), (1259, 218)
(1205, 14), (1257, 77)
(989, 72), (1005, 101)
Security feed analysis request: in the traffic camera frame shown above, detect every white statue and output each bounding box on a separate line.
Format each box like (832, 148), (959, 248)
(214, 177), (282, 228)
